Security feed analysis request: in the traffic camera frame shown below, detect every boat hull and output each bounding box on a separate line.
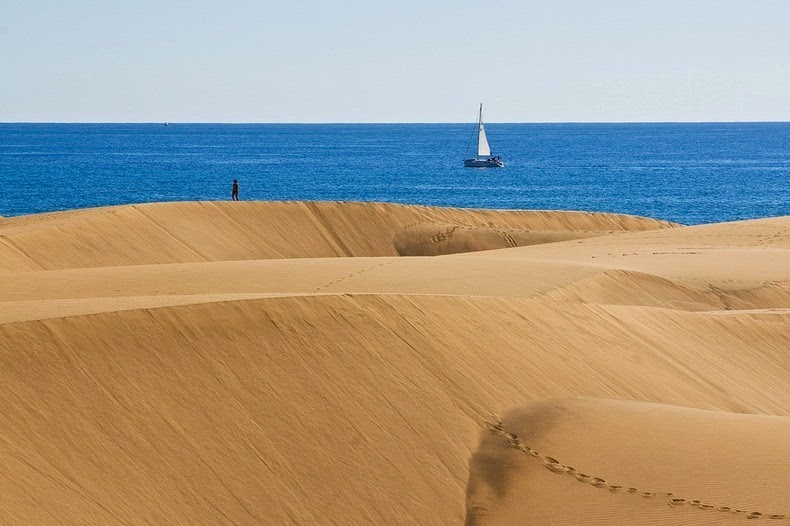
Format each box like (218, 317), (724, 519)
(464, 157), (504, 168)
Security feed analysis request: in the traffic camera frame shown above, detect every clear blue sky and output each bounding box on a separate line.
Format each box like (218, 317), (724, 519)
(2, 0), (789, 122)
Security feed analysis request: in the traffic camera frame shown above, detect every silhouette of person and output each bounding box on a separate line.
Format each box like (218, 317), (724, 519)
(231, 179), (239, 201)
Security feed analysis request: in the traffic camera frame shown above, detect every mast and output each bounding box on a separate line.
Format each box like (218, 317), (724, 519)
(476, 102), (491, 159)
(477, 103), (483, 160)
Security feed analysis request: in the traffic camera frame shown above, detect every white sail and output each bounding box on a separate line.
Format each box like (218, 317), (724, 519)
(477, 122), (491, 157)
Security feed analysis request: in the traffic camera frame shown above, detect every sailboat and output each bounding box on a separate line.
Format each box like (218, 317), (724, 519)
(463, 103), (503, 168)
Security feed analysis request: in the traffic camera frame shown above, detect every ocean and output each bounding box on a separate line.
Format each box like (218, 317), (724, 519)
(1, 123), (788, 224)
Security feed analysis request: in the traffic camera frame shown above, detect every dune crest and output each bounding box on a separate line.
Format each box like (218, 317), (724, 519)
(0, 200), (675, 271)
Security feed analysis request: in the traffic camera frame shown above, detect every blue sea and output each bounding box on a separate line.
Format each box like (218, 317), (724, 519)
(1, 123), (788, 225)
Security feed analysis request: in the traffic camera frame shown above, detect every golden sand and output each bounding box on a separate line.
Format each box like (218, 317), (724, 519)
(0, 201), (787, 524)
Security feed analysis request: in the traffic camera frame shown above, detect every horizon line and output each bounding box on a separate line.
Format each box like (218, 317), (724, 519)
(3, 120), (790, 125)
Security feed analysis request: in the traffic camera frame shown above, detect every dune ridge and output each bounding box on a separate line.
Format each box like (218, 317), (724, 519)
(1, 201), (788, 524)
(0, 200), (675, 271)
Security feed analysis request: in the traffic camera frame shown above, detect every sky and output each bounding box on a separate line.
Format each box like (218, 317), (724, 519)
(2, 0), (789, 122)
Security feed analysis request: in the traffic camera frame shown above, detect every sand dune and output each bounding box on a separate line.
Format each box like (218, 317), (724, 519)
(0, 201), (674, 271)
(494, 216), (790, 285)
(468, 398), (790, 525)
(1, 201), (788, 524)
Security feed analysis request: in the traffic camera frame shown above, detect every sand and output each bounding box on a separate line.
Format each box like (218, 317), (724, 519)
(0, 201), (787, 524)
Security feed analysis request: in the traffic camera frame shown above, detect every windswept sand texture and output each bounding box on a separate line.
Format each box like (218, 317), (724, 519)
(1, 201), (788, 524)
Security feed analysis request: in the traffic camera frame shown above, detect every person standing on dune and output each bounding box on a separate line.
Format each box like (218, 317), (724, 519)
(231, 179), (239, 201)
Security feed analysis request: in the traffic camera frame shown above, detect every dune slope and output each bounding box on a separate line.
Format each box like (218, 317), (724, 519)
(2, 295), (790, 524)
(468, 398), (790, 525)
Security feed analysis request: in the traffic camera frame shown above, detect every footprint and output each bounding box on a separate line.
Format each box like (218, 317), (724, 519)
(717, 507), (731, 512)
(591, 478), (608, 488)
(542, 457), (565, 474)
(747, 512), (762, 519)
(607, 485), (622, 492)
(670, 499), (686, 506)
(769, 515), (786, 520)
(544, 463), (566, 474)
(641, 492), (656, 498)
(486, 422), (505, 435)
(627, 488), (639, 494)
